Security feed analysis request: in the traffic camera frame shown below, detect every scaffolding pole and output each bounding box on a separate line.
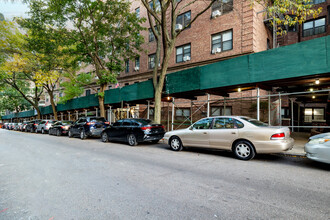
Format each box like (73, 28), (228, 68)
(279, 92), (282, 126)
(207, 94), (210, 117)
(268, 91), (271, 125)
(291, 99), (294, 132)
(171, 98), (175, 131)
(147, 101), (150, 119)
(257, 88), (260, 120)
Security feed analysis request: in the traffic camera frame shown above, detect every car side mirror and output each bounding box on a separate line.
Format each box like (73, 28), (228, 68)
(189, 126), (194, 130)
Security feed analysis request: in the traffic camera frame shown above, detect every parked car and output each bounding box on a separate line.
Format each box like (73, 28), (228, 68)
(14, 123), (22, 131)
(305, 132), (330, 164)
(3, 123), (8, 129)
(26, 120), (42, 133)
(101, 118), (165, 146)
(36, 120), (57, 134)
(49, 121), (73, 136)
(68, 117), (109, 139)
(163, 116), (294, 160)
(21, 121), (29, 131)
(10, 123), (17, 130)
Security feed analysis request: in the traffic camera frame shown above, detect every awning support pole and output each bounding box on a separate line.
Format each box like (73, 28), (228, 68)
(257, 87), (260, 121)
(207, 93), (210, 118)
(291, 99), (294, 132)
(147, 101), (150, 119)
(268, 92), (271, 126)
(279, 92), (282, 126)
(172, 98), (175, 131)
(223, 98), (226, 116)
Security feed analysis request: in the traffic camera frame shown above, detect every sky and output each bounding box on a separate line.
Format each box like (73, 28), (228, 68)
(0, 0), (29, 20)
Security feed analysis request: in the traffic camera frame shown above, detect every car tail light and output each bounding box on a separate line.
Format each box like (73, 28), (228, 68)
(271, 133), (285, 140)
(45, 121), (48, 126)
(141, 126), (149, 130)
(34, 124), (37, 126)
(86, 122), (95, 125)
(105, 122), (110, 125)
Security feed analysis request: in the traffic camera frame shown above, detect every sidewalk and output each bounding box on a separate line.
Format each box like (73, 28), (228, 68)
(276, 132), (309, 157)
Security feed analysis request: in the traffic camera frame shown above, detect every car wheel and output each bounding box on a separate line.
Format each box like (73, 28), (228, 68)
(68, 130), (73, 138)
(233, 140), (255, 160)
(170, 136), (183, 151)
(101, 132), (109, 143)
(127, 134), (137, 146)
(56, 129), (61, 137)
(80, 130), (86, 140)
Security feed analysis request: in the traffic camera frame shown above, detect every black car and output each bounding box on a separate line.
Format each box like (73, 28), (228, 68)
(25, 120), (42, 133)
(49, 121), (73, 136)
(100, 118), (165, 146)
(68, 117), (109, 140)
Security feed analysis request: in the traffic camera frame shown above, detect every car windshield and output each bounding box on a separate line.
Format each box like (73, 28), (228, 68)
(240, 117), (268, 127)
(132, 119), (153, 125)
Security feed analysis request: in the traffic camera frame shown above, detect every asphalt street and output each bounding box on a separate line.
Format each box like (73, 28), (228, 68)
(0, 129), (329, 220)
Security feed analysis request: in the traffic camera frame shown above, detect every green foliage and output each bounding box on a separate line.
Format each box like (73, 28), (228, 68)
(253, 0), (322, 35)
(0, 84), (32, 112)
(58, 72), (91, 103)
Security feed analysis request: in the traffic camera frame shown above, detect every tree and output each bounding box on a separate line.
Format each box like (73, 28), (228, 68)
(31, 0), (145, 117)
(18, 0), (78, 120)
(254, 0), (322, 35)
(0, 53), (44, 118)
(0, 21), (44, 118)
(142, 0), (322, 124)
(141, 0), (216, 123)
(0, 83), (32, 113)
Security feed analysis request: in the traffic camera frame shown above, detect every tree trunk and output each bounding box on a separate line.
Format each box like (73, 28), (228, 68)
(98, 83), (107, 118)
(153, 87), (162, 124)
(35, 107), (41, 119)
(48, 91), (58, 120)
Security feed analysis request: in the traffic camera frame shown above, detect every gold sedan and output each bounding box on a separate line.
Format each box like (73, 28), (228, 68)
(163, 116), (294, 160)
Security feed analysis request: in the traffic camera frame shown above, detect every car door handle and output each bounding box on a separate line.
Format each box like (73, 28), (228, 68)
(231, 132), (236, 134)
(203, 132), (207, 134)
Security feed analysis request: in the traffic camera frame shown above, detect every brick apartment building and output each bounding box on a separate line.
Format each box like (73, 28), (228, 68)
(39, 0), (330, 128)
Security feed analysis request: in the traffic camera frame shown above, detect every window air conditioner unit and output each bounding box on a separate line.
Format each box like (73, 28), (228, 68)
(175, 24), (183, 31)
(216, 47), (221, 53)
(212, 10), (221, 18)
(134, 66), (139, 71)
(183, 56), (191, 61)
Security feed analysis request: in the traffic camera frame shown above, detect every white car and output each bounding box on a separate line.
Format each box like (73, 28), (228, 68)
(305, 133), (330, 164)
(164, 116), (294, 160)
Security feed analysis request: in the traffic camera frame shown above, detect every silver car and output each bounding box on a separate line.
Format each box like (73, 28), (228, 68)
(164, 116), (294, 160)
(305, 133), (330, 164)
(36, 120), (57, 134)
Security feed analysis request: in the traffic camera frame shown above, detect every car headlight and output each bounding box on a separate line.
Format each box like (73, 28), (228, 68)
(309, 138), (330, 144)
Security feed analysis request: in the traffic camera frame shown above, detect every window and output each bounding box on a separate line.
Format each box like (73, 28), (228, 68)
(148, 54), (156, 69)
(97, 88), (100, 93)
(211, 106), (232, 116)
(176, 44), (191, 63)
(267, 38), (271, 50)
(149, 28), (155, 42)
(125, 83), (129, 86)
(211, 30), (233, 53)
(85, 89), (91, 96)
(213, 118), (235, 129)
(192, 118), (213, 129)
(125, 59), (129, 73)
(135, 7), (140, 18)
(304, 108), (325, 122)
(135, 57), (140, 70)
(176, 11), (191, 29)
(108, 85), (112, 90)
(176, 109), (190, 120)
(59, 92), (63, 98)
(211, 0), (233, 15)
(303, 18), (326, 37)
